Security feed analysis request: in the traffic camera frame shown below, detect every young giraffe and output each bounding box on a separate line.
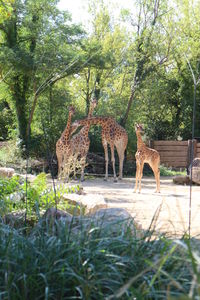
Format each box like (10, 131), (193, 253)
(72, 116), (128, 182)
(134, 123), (160, 193)
(56, 106), (75, 178)
(69, 99), (97, 181)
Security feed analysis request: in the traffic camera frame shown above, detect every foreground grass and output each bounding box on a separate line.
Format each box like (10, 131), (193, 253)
(0, 217), (200, 300)
(0, 173), (199, 299)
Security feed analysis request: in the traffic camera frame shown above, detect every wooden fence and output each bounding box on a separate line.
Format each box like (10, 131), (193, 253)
(150, 140), (200, 168)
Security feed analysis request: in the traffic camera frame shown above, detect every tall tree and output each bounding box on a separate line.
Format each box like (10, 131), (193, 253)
(120, 0), (171, 126)
(0, 0), (84, 146)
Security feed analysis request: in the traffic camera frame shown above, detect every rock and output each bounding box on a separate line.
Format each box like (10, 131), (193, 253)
(188, 158), (200, 185)
(37, 207), (79, 231)
(173, 175), (191, 185)
(0, 167), (15, 178)
(86, 207), (142, 237)
(191, 167), (200, 185)
(43, 207), (73, 222)
(4, 210), (26, 228)
(62, 193), (107, 215)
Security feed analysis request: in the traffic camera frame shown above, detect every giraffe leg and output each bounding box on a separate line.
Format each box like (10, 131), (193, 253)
(102, 139), (109, 181)
(138, 162), (144, 193)
(134, 160), (139, 192)
(80, 156), (86, 182)
(56, 153), (63, 179)
(73, 154), (78, 180)
(116, 146), (125, 180)
(110, 144), (117, 182)
(152, 166), (160, 193)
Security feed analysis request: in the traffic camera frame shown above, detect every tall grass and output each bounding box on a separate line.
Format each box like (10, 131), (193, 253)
(0, 216), (199, 299)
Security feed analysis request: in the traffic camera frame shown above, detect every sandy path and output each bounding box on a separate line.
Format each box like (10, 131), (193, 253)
(80, 177), (200, 238)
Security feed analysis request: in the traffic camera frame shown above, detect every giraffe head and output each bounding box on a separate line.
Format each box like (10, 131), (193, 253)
(135, 123), (144, 133)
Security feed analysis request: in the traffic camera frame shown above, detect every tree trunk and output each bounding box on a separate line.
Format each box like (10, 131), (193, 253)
(13, 76), (28, 146)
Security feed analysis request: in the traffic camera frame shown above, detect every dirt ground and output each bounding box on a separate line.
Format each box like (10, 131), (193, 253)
(79, 176), (200, 238)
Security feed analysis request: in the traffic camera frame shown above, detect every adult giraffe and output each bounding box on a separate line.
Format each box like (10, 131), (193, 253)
(71, 116), (128, 182)
(56, 106), (75, 178)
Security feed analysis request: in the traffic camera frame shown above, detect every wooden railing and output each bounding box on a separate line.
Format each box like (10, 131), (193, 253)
(149, 140), (200, 168)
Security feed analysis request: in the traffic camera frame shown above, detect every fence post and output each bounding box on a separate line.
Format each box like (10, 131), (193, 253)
(187, 139), (197, 168)
(149, 140), (154, 149)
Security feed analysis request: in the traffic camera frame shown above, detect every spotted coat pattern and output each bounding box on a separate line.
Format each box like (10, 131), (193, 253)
(56, 106), (75, 177)
(69, 99), (97, 181)
(134, 123), (160, 193)
(71, 116), (128, 181)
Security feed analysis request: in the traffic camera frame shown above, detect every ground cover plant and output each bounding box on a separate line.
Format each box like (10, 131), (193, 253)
(0, 213), (200, 299)
(0, 173), (81, 225)
(1, 174), (200, 299)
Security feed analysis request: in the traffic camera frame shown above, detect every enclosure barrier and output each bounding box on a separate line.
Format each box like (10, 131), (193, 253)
(149, 140), (200, 168)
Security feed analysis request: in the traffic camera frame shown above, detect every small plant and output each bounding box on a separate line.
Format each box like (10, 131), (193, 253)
(59, 154), (87, 181)
(0, 173), (81, 224)
(0, 139), (23, 167)
(160, 165), (186, 176)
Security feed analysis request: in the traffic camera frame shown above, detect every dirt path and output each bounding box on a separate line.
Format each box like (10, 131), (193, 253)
(80, 177), (200, 238)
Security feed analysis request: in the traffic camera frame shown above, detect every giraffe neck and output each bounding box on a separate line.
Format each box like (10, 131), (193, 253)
(88, 105), (95, 118)
(75, 116), (109, 127)
(136, 131), (145, 149)
(61, 113), (72, 142)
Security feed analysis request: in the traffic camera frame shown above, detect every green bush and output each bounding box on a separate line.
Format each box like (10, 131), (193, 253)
(0, 218), (199, 299)
(0, 173), (80, 221)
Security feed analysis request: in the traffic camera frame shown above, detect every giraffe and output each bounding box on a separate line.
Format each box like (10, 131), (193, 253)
(56, 105), (75, 178)
(71, 116), (128, 182)
(134, 123), (160, 193)
(69, 99), (97, 181)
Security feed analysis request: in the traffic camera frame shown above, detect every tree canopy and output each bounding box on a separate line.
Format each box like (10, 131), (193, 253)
(0, 0), (200, 156)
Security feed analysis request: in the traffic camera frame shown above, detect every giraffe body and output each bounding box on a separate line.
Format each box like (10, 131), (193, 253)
(134, 123), (160, 193)
(69, 100), (97, 181)
(72, 116), (128, 181)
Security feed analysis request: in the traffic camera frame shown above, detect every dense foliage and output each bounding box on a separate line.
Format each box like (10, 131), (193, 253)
(0, 0), (200, 157)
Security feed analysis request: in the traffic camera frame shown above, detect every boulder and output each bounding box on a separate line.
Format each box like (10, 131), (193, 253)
(43, 207), (73, 223)
(37, 207), (79, 232)
(62, 193), (107, 215)
(78, 208), (143, 237)
(190, 167), (200, 185)
(0, 167), (15, 178)
(173, 175), (191, 185)
(188, 158), (200, 185)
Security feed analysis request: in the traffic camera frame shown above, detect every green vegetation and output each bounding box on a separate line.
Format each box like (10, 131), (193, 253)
(0, 1), (199, 298)
(1, 0), (200, 158)
(160, 165), (186, 177)
(0, 173), (81, 223)
(0, 208), (200, 299)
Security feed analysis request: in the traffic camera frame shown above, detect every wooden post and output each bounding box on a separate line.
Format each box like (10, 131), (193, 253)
(187, 139), (197, 168)
(149, 140), (154, 149)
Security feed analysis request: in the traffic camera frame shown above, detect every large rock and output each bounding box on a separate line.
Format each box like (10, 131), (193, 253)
(188, 158), (200, 185)
(74, 208), (143, 238)
(0, 167), (15, 178)
(62, 193), (107, 215)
